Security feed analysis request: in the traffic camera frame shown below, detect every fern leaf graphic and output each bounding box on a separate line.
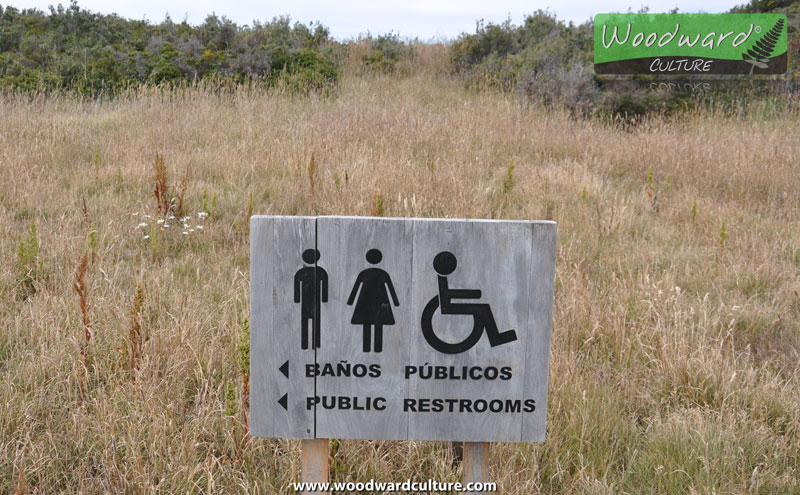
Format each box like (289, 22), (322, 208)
(742, 17), (785, 62)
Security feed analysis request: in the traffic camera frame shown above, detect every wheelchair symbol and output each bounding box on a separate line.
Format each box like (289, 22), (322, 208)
(420, 252), (517, 354)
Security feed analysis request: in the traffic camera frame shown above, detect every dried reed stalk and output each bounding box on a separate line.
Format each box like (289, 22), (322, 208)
(73, 252), (90, 404)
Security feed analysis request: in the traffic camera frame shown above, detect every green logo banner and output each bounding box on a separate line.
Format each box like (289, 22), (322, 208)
(594, 13), (788, 74)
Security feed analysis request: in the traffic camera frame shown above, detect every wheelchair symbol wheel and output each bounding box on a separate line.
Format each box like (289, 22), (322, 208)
(420, 296), (484, 354)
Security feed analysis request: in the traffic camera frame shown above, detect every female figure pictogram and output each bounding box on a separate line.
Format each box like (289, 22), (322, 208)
(347, 249), (399, 352)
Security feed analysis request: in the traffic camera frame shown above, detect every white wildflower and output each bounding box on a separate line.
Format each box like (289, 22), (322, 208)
(196, 225), (203, 230)
(198, 211), (209, 219)
(182, 231), (189, 235)
(168, 215), (175, 220)
(137, 222), (148, 229)
(143, 235), (150, 240)
(157, 218), (164, 224)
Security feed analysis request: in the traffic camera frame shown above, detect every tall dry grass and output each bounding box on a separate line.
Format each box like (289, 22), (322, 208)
(344, 39), (452, 76)
(0, 71), (798, 493)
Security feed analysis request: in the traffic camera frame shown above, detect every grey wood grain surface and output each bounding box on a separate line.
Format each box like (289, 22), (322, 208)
(250, 216), (556, 443)
(251, 216), (316, 439)
(316, 216), (412, 440)
(521, 221), (557, 442)
(249, 216), (273, 438)
(407, 219), (532, 442)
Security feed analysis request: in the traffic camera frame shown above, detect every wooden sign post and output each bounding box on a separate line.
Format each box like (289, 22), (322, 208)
(301, 439), (329, 495)
(463, 442), (490, 494)
(250, 216), (557, 491)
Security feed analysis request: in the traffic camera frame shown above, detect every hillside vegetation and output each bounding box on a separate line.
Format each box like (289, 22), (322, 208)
(1, 69), (799, 494)
(1, 2), (798, 106)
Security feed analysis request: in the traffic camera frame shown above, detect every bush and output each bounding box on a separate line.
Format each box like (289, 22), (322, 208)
(452, 11), (598, 112)
(0, 4), (340, 94)
(453, 7), (800, 119)
(356, 33), (416, 74)
(271, 47), (338, 93)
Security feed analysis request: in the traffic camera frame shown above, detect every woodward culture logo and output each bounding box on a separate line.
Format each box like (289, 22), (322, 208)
(594, 13), (788, 74)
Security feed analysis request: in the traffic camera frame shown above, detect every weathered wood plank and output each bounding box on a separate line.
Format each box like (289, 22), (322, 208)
(249, 216), (274, 438)
(407, 219), (533, 442)
(250, 216), (316, 439)
(315, 216), (412, 440)
(521, 221), (557, 442)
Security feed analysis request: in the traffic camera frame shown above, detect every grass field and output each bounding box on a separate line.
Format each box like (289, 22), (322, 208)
(1, 70), (799, 494)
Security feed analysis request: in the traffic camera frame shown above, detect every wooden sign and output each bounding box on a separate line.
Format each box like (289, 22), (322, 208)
(250, 216), (556, 443)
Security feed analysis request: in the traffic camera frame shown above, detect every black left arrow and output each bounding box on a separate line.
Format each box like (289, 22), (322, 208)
(279, 360), (289, 378)
(278, 393), (288, 411)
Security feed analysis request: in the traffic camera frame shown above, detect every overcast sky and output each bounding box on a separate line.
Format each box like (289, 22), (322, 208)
(6, 1), (741, 40)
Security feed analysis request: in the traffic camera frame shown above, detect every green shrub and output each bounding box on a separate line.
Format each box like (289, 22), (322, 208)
(452, 12), (598, 112)
(451, 8), (799, 119)
(271, 47), (338, 93)
(361, 33), (415, 74)
(0, 5), (339, 94)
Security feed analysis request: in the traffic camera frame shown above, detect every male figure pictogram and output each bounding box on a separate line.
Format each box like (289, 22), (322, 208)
(294, 248), (328, 350)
